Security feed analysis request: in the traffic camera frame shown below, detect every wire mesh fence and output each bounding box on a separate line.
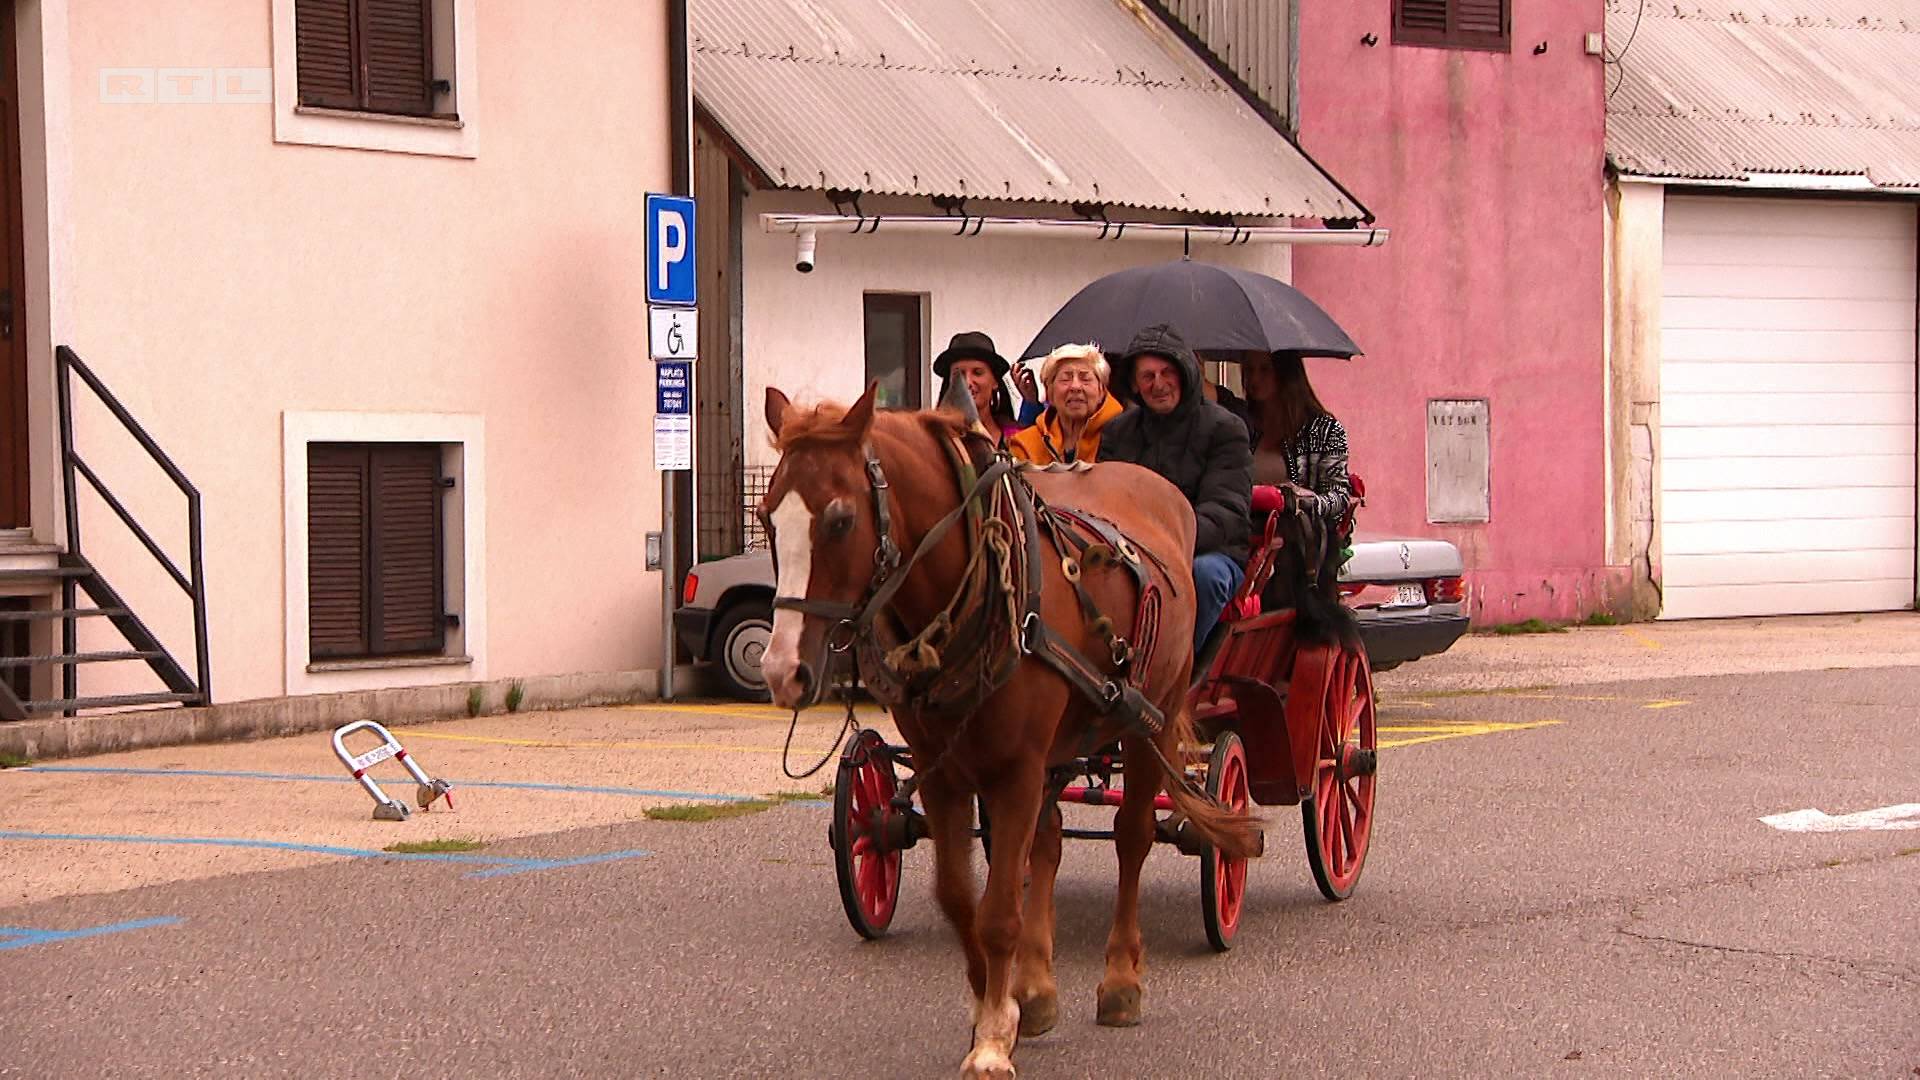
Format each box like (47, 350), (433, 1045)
(739, 466), (774, 551)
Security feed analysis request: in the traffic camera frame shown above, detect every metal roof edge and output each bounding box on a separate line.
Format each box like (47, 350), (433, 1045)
(1133, 0), (1376, 225)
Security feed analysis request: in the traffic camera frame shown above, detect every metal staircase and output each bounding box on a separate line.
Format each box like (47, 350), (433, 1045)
(0, 346), (208, 720)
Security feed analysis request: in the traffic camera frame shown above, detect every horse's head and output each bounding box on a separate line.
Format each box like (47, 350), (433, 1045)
(758, 381), (887, 708)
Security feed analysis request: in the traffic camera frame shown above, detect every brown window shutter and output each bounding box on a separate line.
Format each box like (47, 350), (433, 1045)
(367, 444), (445, 655)
(295, 0), (359, 110)
(1394, 0), (1508, 50)
(359, 0), (435, 117)
(1452, 0), (1509, 46)
(308, 445), (370, 658)
(1398, 0), (1449, 33)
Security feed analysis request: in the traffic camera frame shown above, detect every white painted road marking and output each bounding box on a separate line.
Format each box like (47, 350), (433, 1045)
(1760, 804), (1920, 833)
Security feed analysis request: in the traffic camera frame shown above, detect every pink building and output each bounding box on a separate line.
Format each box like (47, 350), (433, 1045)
(1290, 2), (1620, 623)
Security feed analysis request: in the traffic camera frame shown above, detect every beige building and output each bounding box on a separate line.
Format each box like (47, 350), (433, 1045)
(1, 1), (679, 723)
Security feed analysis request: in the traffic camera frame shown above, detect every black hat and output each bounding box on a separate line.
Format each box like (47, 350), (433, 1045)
(934, 331), (1009, 380)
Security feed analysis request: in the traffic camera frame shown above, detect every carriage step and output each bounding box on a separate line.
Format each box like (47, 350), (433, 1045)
(0, 607), (129, 621)
(0, 650), (161, 668)
(22, 692), (199, 712)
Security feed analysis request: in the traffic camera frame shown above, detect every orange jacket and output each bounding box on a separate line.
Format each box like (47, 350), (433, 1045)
(1007, 392), (1125, 465)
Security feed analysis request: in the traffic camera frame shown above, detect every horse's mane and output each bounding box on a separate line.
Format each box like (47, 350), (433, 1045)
(774, 403), (971, 452)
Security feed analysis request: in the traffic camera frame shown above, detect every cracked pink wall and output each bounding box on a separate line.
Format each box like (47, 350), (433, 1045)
(1293, 3), (1624, 623)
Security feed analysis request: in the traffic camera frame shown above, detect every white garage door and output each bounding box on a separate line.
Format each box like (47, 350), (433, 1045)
(1660, 196), (1917, 619)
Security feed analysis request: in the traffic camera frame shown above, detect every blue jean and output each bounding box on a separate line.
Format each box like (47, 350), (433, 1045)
(1192, 552), (1246, 652)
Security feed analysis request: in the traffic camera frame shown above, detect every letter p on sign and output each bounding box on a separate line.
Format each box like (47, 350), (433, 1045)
(645, 194), (698, 306)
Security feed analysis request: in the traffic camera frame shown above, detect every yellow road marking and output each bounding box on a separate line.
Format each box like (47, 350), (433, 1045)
(1377, 719), (1562, 748)
(616, 702), (891, 723)
(1642, 699), (1690, 710)
(1624, 628), (1663, 650)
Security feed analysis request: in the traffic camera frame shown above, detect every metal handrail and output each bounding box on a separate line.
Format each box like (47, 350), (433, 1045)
(54, 345), (210, 705)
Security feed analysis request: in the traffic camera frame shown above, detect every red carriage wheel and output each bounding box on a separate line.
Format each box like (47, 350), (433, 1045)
(1302, 643), (1378, 900)
(1200, 730), (1251, 951)
(831, 729), (903, 939)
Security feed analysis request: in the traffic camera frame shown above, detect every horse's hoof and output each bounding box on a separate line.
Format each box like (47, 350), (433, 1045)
(1096, 984), (1143, 1027)
(1016, 991), (1059, 1038)
(960, 1047), (1016, 1080)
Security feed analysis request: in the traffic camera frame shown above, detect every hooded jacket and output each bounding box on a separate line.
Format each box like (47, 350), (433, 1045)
(1007, 391), (1125, 466)
(1100, 324), (1253, 563)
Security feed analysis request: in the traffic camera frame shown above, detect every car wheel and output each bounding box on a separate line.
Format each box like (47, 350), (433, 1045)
(712, 598), (774, 702)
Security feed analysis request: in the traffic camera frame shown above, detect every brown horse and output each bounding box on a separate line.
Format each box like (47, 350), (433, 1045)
(760, 382), (1263, 1080)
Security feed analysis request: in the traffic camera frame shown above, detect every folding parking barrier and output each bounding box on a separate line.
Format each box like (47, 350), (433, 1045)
(331, 720), (454, 821)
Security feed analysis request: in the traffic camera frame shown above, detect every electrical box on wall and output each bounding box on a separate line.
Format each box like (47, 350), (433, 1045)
(645, 532), (663, 571)
(1584, 32), (1604, 56)
(1427, 399), (1491, 524)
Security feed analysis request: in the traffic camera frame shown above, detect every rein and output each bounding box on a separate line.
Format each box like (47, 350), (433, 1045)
(772, 441), (1017, 778)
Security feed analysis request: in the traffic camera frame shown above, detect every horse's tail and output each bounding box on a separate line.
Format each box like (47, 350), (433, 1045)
(1157, 699), (1266, 860)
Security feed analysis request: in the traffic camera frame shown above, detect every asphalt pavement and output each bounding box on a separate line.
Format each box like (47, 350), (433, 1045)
(3, 619), (1918, 1077)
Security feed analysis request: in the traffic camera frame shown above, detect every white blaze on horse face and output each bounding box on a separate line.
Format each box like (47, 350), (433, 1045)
(763, 490), (815, 697)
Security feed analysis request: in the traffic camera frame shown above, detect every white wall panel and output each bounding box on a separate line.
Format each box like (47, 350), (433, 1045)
(1659, 196), (1917, 618)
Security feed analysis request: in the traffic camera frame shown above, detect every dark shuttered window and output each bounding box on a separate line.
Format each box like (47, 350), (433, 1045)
(294, 0), (442, 117)
(1393, 0), (1510, 51)
(308, 443), (446, 660)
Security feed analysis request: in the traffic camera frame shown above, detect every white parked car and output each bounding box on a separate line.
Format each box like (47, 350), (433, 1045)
(677, 534), (1467, 701)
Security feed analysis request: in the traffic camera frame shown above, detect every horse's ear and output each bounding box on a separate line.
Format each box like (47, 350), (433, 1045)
(765, 387), (793, 437)
(840, 380), (879, 437)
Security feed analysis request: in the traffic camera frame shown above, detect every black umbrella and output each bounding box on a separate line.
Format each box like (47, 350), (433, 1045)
(1021, 259), (1362, 361)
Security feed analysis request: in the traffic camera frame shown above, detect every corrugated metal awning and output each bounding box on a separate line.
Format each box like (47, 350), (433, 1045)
(1605, 0), (1920, 189)
(691, 0), (1365, 220)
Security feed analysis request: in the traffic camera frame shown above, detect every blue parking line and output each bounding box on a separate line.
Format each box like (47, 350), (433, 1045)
(465, 849), (655, 879)
(0, 916), (182, 953)
(19, 765), (761, 803)
(0, 830), (650, 879)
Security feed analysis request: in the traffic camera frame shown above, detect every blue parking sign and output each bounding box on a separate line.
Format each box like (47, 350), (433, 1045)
(656, 360), (692, 416)
(645, 194), (697, 306)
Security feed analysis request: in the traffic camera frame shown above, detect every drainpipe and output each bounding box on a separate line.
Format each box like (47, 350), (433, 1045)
(662, 0), (691, 701)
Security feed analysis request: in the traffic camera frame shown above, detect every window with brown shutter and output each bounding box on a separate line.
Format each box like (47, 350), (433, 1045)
(1393, 0), (1510, 52)
(294, 0), (444, 118)
(308, 443), (447, 660)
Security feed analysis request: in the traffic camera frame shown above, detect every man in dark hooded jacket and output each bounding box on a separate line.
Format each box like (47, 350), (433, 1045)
(1100, 323), (1253, 651)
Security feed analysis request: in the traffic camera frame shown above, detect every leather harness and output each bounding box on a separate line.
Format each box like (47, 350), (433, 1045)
(770, 438), (1171, 743)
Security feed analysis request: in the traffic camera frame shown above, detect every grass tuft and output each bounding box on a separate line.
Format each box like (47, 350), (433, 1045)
(0, 752), (31, 769)
(384, 838), (486, 854)
(1581, 611), (1619, 627)
(1488, 618), (1568, 636)
(504, 681), (525, 713)
(645, 799), (775, 823)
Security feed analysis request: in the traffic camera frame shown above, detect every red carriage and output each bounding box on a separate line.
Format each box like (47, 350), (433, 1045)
(827, 479), (1378, 950)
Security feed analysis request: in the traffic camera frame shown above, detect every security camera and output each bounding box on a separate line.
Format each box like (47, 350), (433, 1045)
(795, 228), (817, 273)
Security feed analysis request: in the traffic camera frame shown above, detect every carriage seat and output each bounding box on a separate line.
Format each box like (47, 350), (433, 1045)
(1225, 475), (1368, 623)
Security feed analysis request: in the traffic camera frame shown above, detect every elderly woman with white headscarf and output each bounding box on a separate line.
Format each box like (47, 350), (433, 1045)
(1007, 343), (1126, 465)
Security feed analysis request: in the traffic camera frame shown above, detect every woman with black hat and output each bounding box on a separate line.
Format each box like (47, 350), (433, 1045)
(934, 330), (1026, 441)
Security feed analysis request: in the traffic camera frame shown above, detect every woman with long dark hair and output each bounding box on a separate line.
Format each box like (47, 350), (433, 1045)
(1242, 351), (1352, 523)
(933, 330), (1022, 441)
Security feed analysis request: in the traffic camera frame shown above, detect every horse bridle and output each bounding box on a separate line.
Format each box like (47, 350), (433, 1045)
(767, 442), (1016, 674)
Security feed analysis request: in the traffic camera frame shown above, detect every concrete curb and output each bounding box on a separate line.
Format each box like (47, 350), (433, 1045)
(0, 665), (723, 763)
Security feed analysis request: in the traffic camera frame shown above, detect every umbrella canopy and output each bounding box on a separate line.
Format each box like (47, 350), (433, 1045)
(1021, 259), (1361, 361)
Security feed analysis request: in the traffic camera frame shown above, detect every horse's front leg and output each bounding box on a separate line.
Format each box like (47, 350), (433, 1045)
(921, 776), (986, 1004)
(962, 762), (1047, 1080)
(1011, 802), (1063, 1038)
(1098, 736), (1159, 1027)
